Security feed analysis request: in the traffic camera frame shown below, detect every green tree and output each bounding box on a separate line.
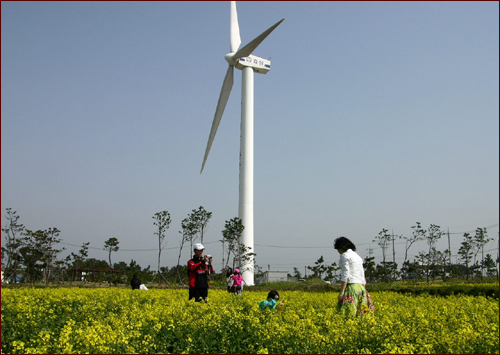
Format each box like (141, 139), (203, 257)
(71, 242), (90, 269)
(152, 211), (171, 285)
(482, 254), (497, 279)
(363, 256), (376, 283)
(307, 256), (326, 279)
(113, 261), (129, 283)
(375, 261), (399, 282)
(79, 258), (110, 282)
(103, 237), (120, 268)
(18, 231), (43, 284)
(19, 228), (65, 285)
(458, 233), (474, 280)
(222, 217), (254, 272)
(128, 259), (142, 279)
(400, 260), (422, 281)
(325, 262), (340, 282)
(473, 227), (492, 279)
(63, 242), (90, 283)
(1, 208), (25, 283)
(427, 247), (448, 281)
(292, 267), (302, 279)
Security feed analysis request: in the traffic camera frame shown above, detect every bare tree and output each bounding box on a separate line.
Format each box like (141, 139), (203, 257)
(176, 217), (198, 285)
(400, 222), (427, 279)
(190, 206), (212, 245)
(39, 228), (64, 285)
(153, 211), (171, 285)
(68, 242), (90, 284)
(373, 228), (391, 264)
(422, 224), (443, 282)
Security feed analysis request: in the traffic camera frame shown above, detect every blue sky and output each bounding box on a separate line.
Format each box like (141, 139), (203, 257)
(2, 1), (498, 276)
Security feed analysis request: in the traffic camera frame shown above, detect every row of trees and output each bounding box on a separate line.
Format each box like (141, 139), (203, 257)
(300, 223), (498, 283)
(1, 207), (254, 286)
(2, 207), (498, 285)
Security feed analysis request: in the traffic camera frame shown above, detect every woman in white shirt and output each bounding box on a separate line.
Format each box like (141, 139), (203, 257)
(334, 236), (375, 317)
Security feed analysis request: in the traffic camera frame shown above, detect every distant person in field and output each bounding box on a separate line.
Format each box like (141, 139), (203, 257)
(187, 243), (214, 302)
(130, 273), (141, 290)
(334, 236), (374, 317)
(231, 268), (244, 295)
(259, 290), (285, 311)
(226, 267), (234, 293)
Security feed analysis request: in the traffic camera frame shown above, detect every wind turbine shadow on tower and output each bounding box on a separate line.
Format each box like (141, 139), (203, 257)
(200, 1), (284, 286)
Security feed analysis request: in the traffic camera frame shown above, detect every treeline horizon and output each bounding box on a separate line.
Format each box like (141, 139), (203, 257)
(2, 207), (498, 285)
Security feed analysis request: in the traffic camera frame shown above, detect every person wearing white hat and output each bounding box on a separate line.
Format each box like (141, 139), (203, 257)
(187, 243), (214, 302)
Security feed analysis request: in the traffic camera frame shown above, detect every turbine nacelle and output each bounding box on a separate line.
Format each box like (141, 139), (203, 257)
(236, 55), (271, 74)
(224, 53), (271, 74)
(225, 53), (271, 74)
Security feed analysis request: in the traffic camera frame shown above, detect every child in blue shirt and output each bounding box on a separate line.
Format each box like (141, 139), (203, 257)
(259, 290), (284, 311)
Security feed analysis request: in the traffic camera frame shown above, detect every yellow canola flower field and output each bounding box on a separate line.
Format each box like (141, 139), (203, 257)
(1, 287), (498, 354)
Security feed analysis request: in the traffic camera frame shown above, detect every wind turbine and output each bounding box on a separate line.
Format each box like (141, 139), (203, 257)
(200, 1), (284, 286)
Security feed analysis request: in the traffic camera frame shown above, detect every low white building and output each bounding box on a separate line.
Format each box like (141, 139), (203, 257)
(255, 270), (289, 284)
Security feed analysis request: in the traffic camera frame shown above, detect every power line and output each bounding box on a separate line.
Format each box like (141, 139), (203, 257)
(57, 222), (498, 253)
(255, 243), (332, 249)
(448, 223), (499, 235)
(60, 239), (221, 252)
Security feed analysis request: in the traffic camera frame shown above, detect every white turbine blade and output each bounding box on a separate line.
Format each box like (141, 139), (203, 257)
(200, 65), (234, 174)
(233, 18), (284, 60)
(230, 1), (241, 53)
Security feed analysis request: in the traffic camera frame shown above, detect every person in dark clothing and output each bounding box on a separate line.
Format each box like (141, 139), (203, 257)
(226, 267), (234, 293)
(130, 273), (141, 290)
(187, 243), (214, 302)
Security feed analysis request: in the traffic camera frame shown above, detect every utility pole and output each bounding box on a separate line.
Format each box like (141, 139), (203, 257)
(392, 230), (395, 264)
(366, 247), (374, 282)
(482, 243), (485, 279)
(222, 239), (225, 270)
(447, 228), (451, 275)
(392, 230), (397, 281)
(497, 234), (499, 280)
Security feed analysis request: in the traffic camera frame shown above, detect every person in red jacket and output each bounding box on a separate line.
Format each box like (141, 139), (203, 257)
(187, 243), (214, 302)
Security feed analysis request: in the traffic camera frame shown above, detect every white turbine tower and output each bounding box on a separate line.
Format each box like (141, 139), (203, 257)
(200, 1), (284, 286)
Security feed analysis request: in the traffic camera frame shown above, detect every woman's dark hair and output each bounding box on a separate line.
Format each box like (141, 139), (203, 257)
(226, 268), (233, 277)
(334, 236), (356, 251)
(267, 290), (280, 300)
